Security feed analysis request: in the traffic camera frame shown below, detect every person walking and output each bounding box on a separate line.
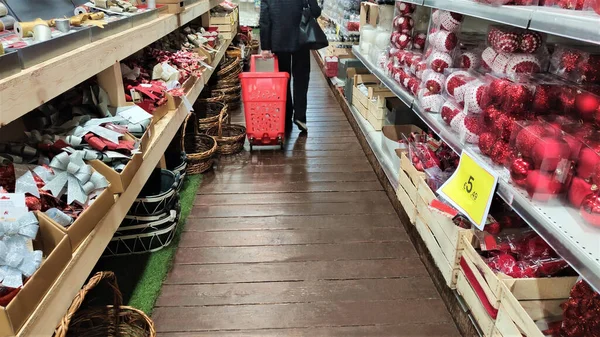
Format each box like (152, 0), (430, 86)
(259, 0), (322, 133)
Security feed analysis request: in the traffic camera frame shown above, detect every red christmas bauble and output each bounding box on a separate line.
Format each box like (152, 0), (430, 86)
(558, 86), (577, 113)
(510, 157), (533, 186)
(482, 47), (498, 70)
(445, 71), (472, 97)
(577, 142), (600, 179)
(515, 124), (548, 158)
(568, 176), (596, 208)
(576, 92), (600, 121)
(439, 11), (463, 32)
(588, 0), (600, 14)
(557, 0), (584, 9)
(394, 15), (414, 34)
(492, 113), (518, 142)
(532, 137), (571, 172)
(526, 170), (563, 201)
(506, 54), (541, 75)
(461, 115), (483, 144)
(483, 105), (502, 127)
(490, 141), (510, 165)
(519, 31), (542, 54)
(396, 2), (416, 15)
(532, 84), (552, 114)
(459, 52), (480, 70)
(413, 32), (427, 50)
(580, 191), (600, 227)
(560, 50), (582, 73)
(478, 132), (495, 156)
(502, 83), (534, 117)
(488, 78), (510, 107)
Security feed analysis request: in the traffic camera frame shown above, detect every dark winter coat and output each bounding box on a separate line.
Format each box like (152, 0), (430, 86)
(259, 0), (322, 53)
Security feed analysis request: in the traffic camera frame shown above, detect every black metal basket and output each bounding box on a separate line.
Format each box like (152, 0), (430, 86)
(128, 169), (180, 216)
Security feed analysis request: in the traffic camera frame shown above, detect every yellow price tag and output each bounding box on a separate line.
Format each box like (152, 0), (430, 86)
(437, 150), (498, 230)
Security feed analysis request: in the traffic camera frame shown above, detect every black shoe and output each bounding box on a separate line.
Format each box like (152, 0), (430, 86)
(294, 120), (308, 133)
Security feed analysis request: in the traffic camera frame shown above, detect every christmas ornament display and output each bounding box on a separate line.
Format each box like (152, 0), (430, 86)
(559, 280), (600, 337)
(550, 45), (600, 85)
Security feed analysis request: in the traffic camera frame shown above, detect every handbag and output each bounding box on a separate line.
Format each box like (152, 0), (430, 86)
(298, 0), (328, 50)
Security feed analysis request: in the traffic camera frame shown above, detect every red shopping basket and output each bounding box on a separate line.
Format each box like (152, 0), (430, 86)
(239, 55), (290, 150)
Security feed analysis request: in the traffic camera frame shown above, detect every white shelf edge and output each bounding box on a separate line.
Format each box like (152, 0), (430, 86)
(422, 0), (600, 45)
(352, 46), (600, 293)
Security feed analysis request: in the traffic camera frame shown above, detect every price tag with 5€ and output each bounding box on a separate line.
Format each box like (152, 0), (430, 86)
(437, 150), (498, 230)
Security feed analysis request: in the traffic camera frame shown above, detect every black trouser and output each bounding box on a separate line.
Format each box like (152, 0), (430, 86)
(275, 48), (311, 131)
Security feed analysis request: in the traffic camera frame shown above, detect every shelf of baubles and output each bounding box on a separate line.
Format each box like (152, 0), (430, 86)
(14, 37), (233, 337)
(0, 0), (223, 128)
(352, 45), (600, 293)
(423, 0), (600, 45)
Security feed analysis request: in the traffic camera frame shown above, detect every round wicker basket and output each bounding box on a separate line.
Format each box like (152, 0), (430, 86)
(195, 101), (229, 132)
(206, 109), (246, 155)
(55, 272), (155, 337)
(182, 112), (218, 174)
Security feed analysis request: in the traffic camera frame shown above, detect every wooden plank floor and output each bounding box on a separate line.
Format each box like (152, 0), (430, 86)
(152, 57), (461, 336)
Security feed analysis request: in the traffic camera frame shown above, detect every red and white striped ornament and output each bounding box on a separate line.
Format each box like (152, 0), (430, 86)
(482, 47), (498, 70)
(519, 31), (542, 54)
(494, 32), (519, 53)
(433, 30), (458, 53)
(492, 53), (511, 74)
(425, 72), (447, 94)
(506, 54), (541, 75)
(459, 52), (480, 70)
(439, 11), (463, 32)
(429, 51), (453, 73)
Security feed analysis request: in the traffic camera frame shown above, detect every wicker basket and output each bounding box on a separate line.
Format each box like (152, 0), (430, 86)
(182, 113), (218, 174)
(55, 272), (155, 337)
(206, 109), (246, 155)
(217, 57), (242, 79)
(195, 101), (229, 131)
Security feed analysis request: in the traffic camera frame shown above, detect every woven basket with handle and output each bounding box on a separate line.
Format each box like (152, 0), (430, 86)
(206, 107), (245, 155)
(194, 101), (229, 132)
(55, 271), (155, 337)
(182, 112), (218, 174)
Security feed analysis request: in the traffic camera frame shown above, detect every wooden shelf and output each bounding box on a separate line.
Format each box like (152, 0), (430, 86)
(0, 0), (226, 127)
(16, 103), (189, 337)
(8, 12), (237, 337)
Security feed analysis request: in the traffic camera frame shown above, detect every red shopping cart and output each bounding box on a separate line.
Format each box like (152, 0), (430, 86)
(239, 55), (290, 151)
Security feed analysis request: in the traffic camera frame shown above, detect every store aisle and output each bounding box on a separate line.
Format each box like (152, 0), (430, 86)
(152, 57), (461, 336)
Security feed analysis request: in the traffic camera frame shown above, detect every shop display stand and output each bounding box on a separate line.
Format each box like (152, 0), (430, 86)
(349, 44), (600, 294)
(0, 1), (234, 334)
(422, 0), (600, 45)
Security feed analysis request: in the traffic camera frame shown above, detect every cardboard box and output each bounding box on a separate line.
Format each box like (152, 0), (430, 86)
(326, 46), (353, 59)
(54, 181), (116, 250)
(0, 213), (72, 337)
(381, 124), (421, 167)
(89, 132), (148, 194)
(359, 2), (393, 27)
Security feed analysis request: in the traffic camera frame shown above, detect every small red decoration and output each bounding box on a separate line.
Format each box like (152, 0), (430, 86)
(510, 157), (533, 186)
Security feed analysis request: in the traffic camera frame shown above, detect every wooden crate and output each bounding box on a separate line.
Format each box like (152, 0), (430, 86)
(461, 234), (579, 311)
(352, 74), (379, 119)
(367, 109), (384, 131)
(416, 178), (473, 289)
(457, 270), (497, 336)
(494, 280), (573, 337)
(397, 153), (425, 224)
(416, 215), (456, 287)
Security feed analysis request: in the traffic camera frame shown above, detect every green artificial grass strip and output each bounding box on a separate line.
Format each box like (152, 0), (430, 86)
(124, 174), (202, 314)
